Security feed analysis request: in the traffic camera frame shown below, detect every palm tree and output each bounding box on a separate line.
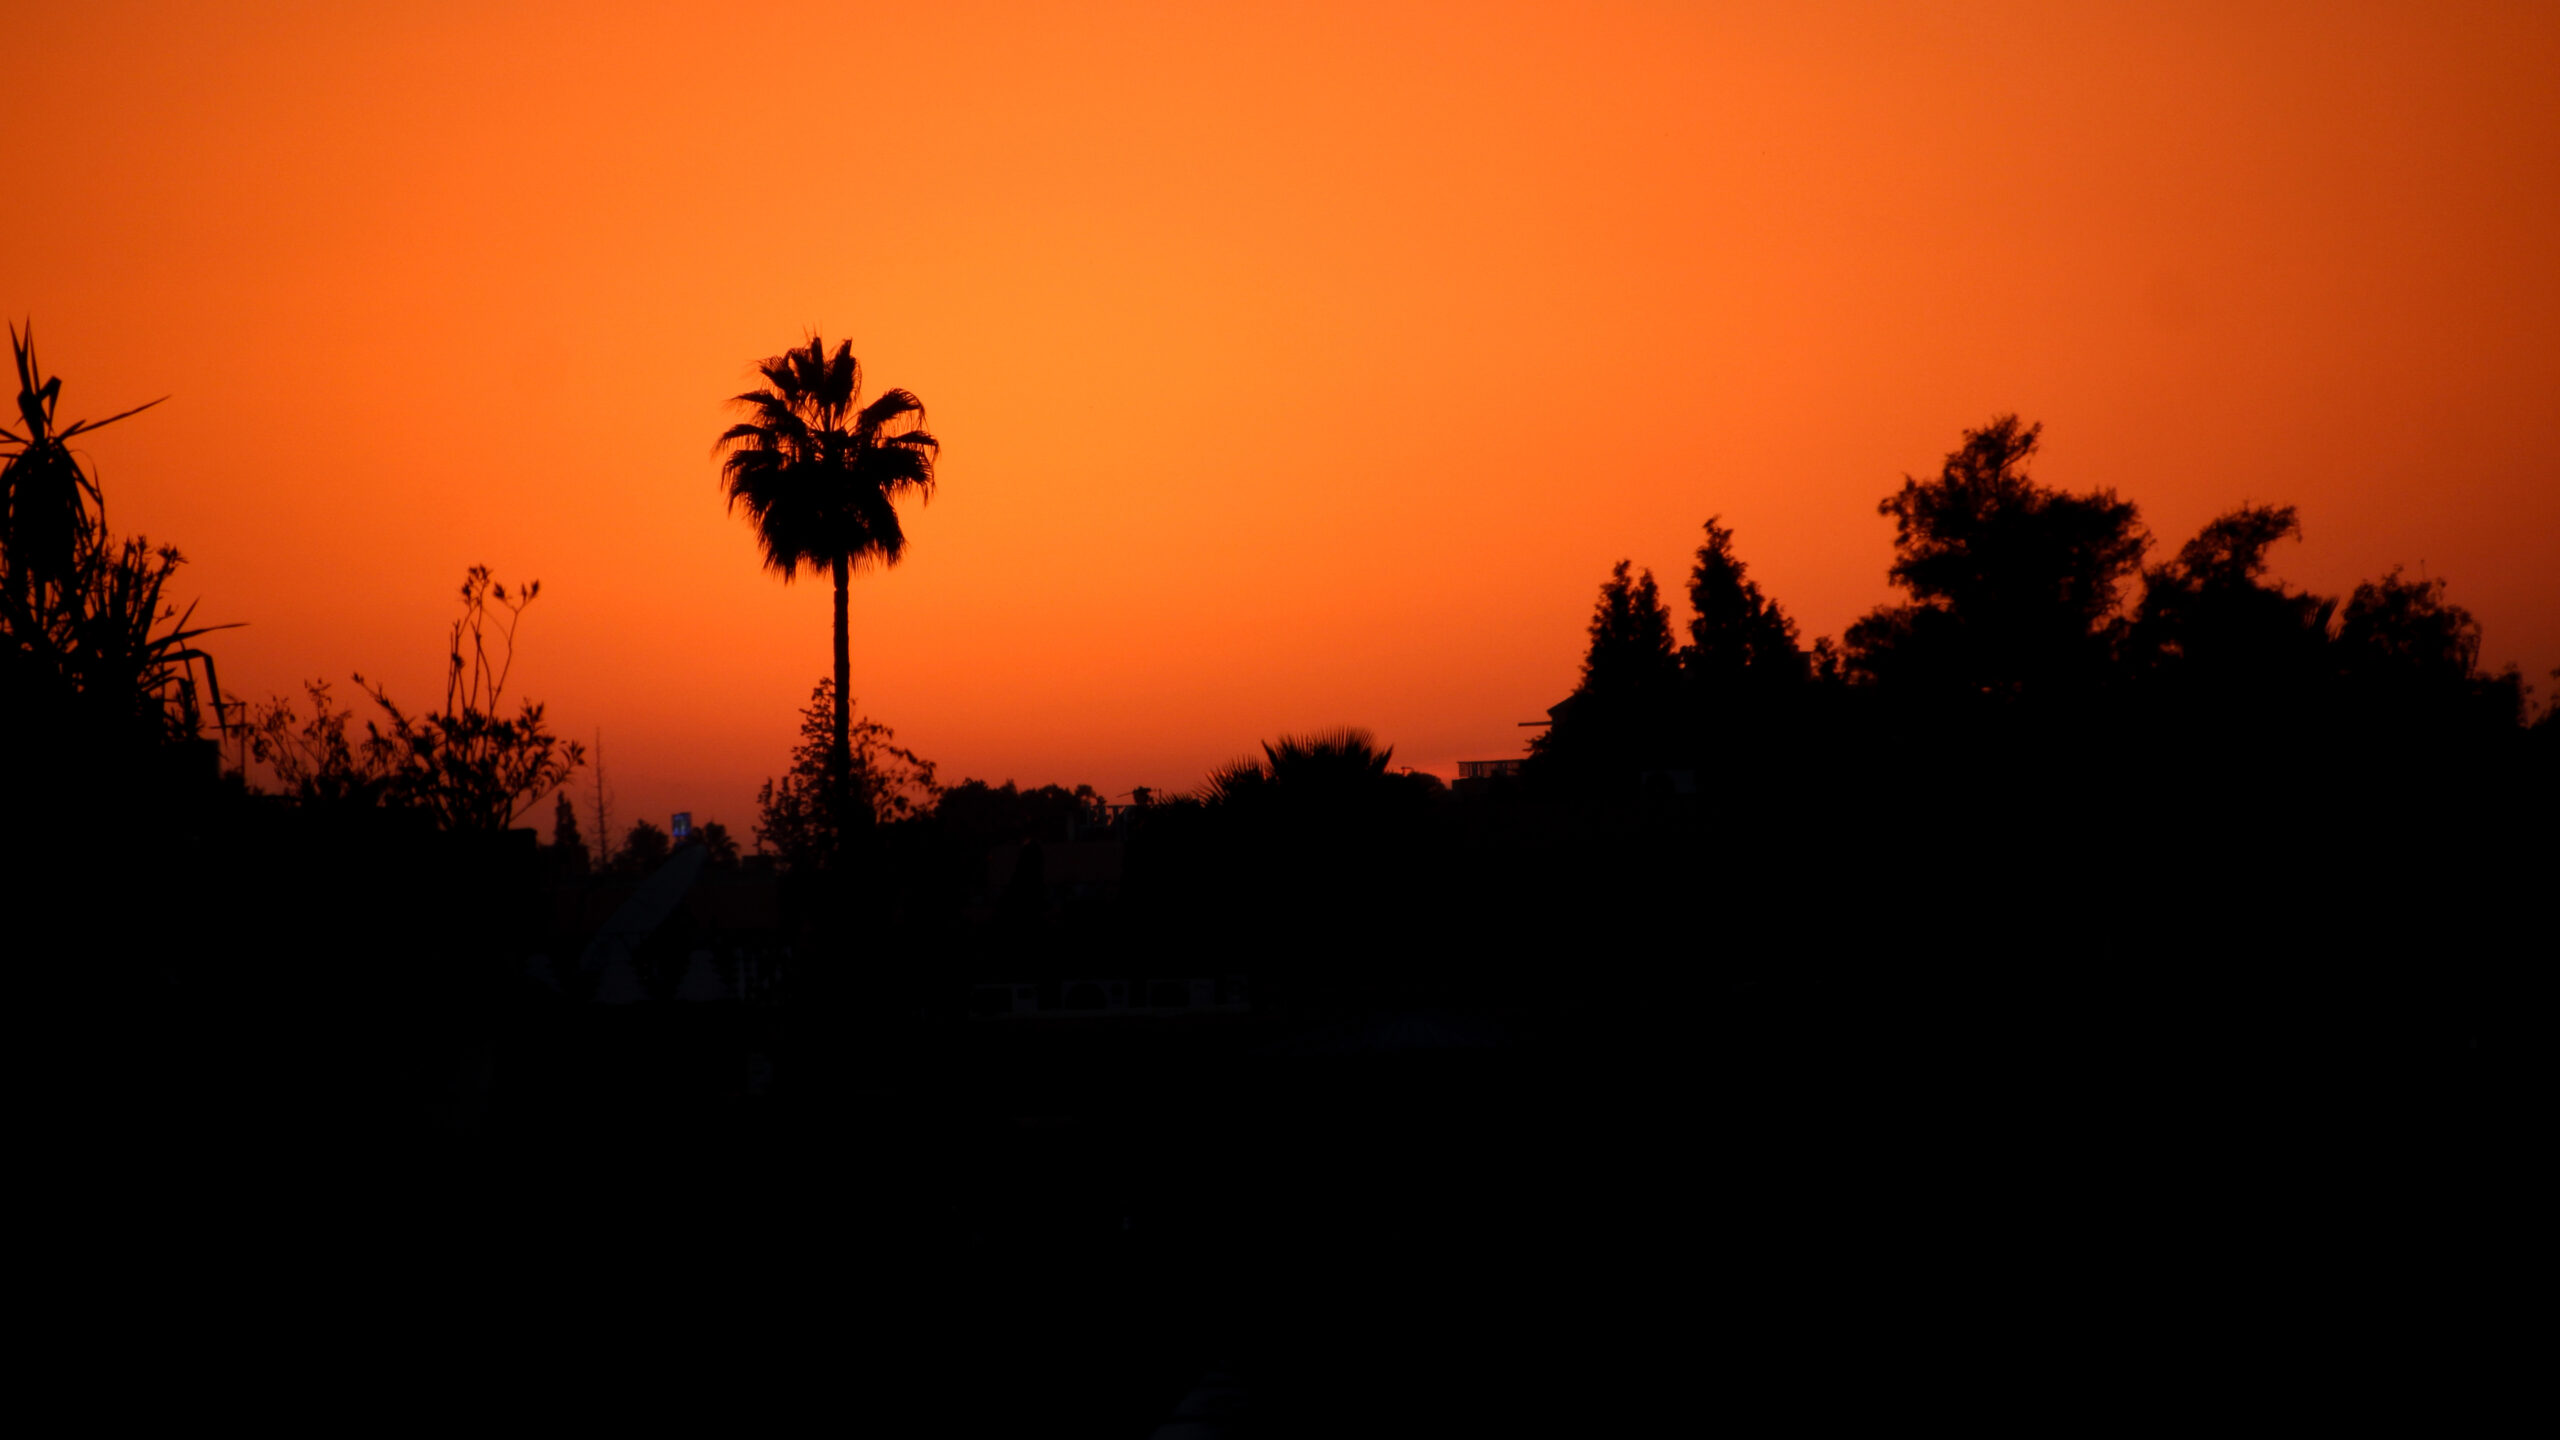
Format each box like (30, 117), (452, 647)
(717, 335), (938, 834)
(1202, 728), (1401, 810)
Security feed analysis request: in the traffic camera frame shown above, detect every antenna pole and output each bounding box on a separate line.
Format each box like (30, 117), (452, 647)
(590, 727), (612, 871)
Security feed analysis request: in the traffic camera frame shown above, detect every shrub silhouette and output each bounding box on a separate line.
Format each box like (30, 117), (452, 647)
(245, 568), (582, 830)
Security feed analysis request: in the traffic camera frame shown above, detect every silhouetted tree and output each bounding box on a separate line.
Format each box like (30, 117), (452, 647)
(696, 819), (741, 870)
(621, 819), (670, 873)
(935, 778), (1103, 848)
(1683, 517), (1805, 689)
(1846, 416), (2147, 701)
(550, 791), (590, 873)
(2129, 503), (2333, 707)
(1810, 635), (1844, 685)
(1200, 729), (1433, 819)
(718, 336), (938, 837)
(1176, 727), (1437, 993)
(1585, 561), (1678, 695)
(756, 678), (941, 868)
(1266, 729), (1395, 788)
(587, 732), (614, 873)
(1531, 560), (1680, 779)
(2334, 567), (2525, 731)
(1677, 517), (1817, 766)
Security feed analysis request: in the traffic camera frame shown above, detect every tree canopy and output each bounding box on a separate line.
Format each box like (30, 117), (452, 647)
(1530, 561), (1681, 782)
(1683, 517), (1804, 692)
(1847, 415), (2148, 701)
(755, 678), (942, 870)
(1524, 415), (2541, 800)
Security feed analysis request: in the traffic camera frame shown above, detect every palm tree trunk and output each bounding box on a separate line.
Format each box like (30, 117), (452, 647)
(831, 553), (857, 833)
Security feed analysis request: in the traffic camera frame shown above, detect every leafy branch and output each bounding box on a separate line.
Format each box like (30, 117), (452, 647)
(247, 567), (584, 830)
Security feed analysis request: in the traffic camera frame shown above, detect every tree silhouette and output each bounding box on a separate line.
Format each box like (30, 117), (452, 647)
(934, 778), (1104, 849)
(1584, 561), (1678, 694)
(717, 335), (938, 838)
(694, 819), (741, 870)
(1180, 727), (1435, 989)
(550, 791), (590, 873)
(755, 678), (941, 869)
(1684, 517), (1803, 686)
(1202, 728), (1419, 814)
(621, 818), (670, 873)
(2129, 504), (2333, 707)
(1847, 416), (2147, 701)
(1531, 560), (1680, 779)
(2334, 567), (2525, 731)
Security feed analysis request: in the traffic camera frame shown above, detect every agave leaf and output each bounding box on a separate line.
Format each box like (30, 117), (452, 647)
(57, 394), (168, 439)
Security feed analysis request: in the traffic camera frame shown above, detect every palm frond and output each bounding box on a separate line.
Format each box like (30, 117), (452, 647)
(854, 387), (927, 436)
(855, 441), (936, 502)
(814, 338), (860, 417)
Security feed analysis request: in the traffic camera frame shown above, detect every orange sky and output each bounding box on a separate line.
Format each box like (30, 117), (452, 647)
(16, 1), (2557, 838)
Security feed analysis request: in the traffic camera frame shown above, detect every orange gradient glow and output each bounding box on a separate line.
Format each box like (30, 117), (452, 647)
(14, 2), (2557, 833)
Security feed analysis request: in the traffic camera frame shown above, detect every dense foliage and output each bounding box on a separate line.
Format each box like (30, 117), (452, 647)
(754, 677), (943, 869)
(1534, 414), (2547, 788)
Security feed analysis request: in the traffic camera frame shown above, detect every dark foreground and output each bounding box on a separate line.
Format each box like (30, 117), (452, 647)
(43, 946), (2528, 1430)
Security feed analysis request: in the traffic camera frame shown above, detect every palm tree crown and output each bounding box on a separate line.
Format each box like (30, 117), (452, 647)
(717, 334), (938, 843)
(717, 336), (938, 579)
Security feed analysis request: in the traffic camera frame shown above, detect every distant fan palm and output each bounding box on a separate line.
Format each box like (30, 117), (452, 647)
(717, 335), (937, 831)
(1204, 727), (1397, 807)
(1262, 728), (1396, 791)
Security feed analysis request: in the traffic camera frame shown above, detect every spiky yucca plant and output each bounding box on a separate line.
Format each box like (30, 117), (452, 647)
(0, 323), (229, 749)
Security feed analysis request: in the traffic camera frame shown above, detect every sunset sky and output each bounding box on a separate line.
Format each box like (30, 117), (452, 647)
(16, 1), (2556, 839)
